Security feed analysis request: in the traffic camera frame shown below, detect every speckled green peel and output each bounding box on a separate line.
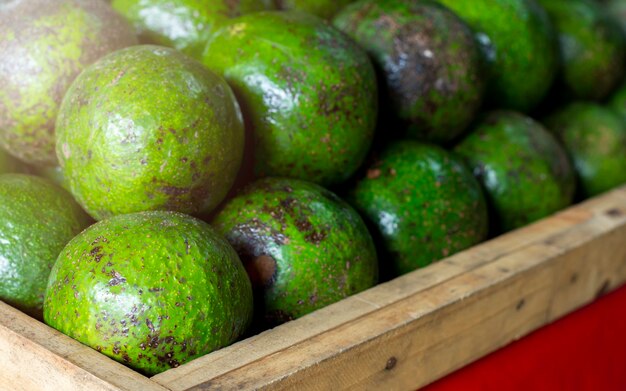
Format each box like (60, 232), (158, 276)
(212, 178), (378, 326)
(43, 211), (253, 376)
(543, 103), (626, 197)
(202, 11), (378, 187)
(334, 0), (484, 143)
(436, 0), (558, 112)
(111, 0), (275, 59)
(538, 0), (625, 101)
(348, 142), (488, 277)
(455, 111), (575, 232)
(56, 45), (245, 221)
(609, 82), (626, 121)
(277, 0), (356, 19)
(0, 0), (138, 166)
(0, 174), (89, 319)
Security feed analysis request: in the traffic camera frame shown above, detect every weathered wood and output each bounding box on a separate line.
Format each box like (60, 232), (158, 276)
(0, 302), (169, 391)
(151, 186), (626, 391)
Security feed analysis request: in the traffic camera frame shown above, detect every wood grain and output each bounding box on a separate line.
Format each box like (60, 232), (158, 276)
(151, 186), (626, 391)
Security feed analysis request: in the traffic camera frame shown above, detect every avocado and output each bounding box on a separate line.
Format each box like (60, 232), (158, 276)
(277, 0), (356, 19)
(111, 0), (275, 59)
(333, 0), (484, 144)
(212, 178), (378, 326)
(435, 0), (558, 112)
(44, 211), (253, 376)
(56, 45), (244, 221)
(544, 102), (626, 197)
(538, 0), (625, 101)
(347, 141), (488, 277)
(0, 0), (138, 166)
(455, 111), (575, 232)
(0, 174), (89, 319)
(201, 11), (378, 187)
(609, 82), (626, 121)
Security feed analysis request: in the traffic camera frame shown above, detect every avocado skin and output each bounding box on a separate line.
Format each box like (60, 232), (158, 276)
(56, 45), (244, 221)
(608, 82), (626, 121)
(348, 142), (488, 277)
(455, 111), (575, 233)
(544, 103), (626, 197)
(0, 174), (89, 319)
(0, 0), (138, 166)
(538, 0), (625, 101)
(436, 0), (558, 112)
(44, 211), (253, 376)
(277, 0), (356, 19)
(333, 0), (484, 144)
(212, 178), (378, 326)
(111, 0), (275, 59)
(202, 11), (378, 187)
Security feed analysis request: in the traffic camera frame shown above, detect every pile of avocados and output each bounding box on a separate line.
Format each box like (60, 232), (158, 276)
(1, 0), (625, 376)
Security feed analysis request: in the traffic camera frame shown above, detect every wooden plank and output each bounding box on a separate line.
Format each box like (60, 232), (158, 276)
(0, 302), (168, 391)
(151, 186), (626, 391)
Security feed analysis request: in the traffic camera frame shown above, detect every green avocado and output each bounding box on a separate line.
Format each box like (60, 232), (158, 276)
(111, 0), (275, 59)
(435, 0), (558, 112)
(202, 11), (378, 187)
(333, 0), (484, 144)
(44, 211), (253, 376)
(0, 149), (23, 174)
(544, 103), (626, 197)
(0, 174), (89, 319)
(56, 45), (244, 221)
(455, 111), (575, 232)
(212, 178), (378, 326)
(0, 0), (138, 166)
(538, 0), (625, 101)
(277, 0), (356, 19)
(608, 82), (626, 121)
(347, 141), (488, 277)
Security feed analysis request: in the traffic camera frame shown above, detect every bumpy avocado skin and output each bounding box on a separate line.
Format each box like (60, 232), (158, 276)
(212, 178), (378, 326)
(202, 11), (378, 187)
(277, 0), (356, 19)
(544, 103), (626, 197)
(44, 211), (253, 376)
(111, 0), (275, 59)
(436, 0), (557, 112)
(0, 174), (89, 319)
(0, 0), (138, 166)
(348, 142), (488, 276)
(455, 111), (575, 232)
(56, 45), (244, 221)
(334, 0), (484, 143)
(538, 0), (625, 101)
(609, 82), (626, 121)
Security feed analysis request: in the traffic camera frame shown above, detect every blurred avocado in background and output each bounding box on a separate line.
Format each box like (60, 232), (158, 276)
(112, 0), (275, 59)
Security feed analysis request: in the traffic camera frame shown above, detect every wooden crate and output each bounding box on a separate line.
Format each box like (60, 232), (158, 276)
(2, 185), (626, 391)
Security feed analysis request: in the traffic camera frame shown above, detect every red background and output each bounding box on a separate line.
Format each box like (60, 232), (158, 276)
(424, 284), (626, 391)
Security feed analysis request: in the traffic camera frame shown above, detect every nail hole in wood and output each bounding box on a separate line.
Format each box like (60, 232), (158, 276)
(596, 279), (611, 298)
(570, 273), (578, 284)
(385, 357), (397, 371)
(606, 208), (623, 218)
(516, 299), (525, 311)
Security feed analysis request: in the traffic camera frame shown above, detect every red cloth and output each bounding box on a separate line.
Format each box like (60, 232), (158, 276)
(424, 285), (626, 391)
